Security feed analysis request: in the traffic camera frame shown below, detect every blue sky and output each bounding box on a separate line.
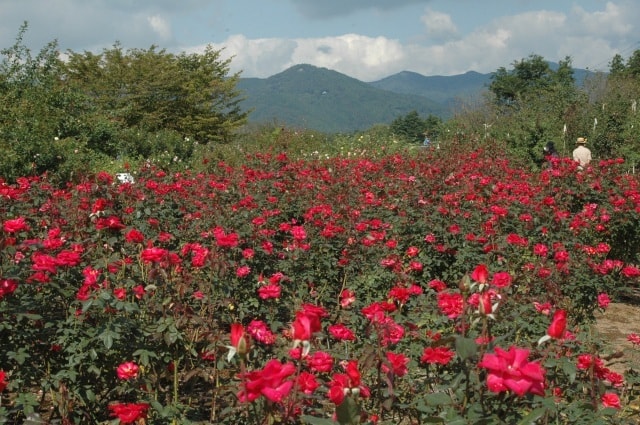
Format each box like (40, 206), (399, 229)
(1, 0), (639, 81)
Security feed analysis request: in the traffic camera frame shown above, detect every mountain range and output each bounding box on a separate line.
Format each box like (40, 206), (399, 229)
(236, 64), (594, 133)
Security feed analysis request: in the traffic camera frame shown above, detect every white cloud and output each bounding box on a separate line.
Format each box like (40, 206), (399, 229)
(571, 2), (633, 37)
(420, 8), (459, 43)
(202, 34), (405, 81)
(201, 3), (633, 81)
(2, 0), (639, 81)
(147, 15), (172, 40)
(190, 35), (298, 78)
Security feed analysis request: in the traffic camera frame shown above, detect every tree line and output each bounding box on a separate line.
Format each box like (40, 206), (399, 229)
(3, 22), (640, 181)
(447, 53), (640, 169)
(0, 23), (247, 180)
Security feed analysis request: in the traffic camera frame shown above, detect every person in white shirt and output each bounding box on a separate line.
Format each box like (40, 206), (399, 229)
(572, 137), (592, 170)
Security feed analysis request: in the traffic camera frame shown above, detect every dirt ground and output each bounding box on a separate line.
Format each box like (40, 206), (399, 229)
(594, 302), (640, 374)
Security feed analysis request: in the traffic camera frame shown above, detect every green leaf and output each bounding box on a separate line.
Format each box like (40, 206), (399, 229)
(425, 392), (452, 406)
(561, 360), (577, 384)
(98, 328), (119, 349)
(335, 396), (360, 425)
(455, 335), (477, 360)
(423, 418), (446, 423)
(517, 407), (547, 425)
(300, 415), (337, 425)
(133, 349), (158, 366)
(7, 348), (30, 365)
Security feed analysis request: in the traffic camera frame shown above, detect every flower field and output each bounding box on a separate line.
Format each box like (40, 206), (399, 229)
(1, 143), (640, 424)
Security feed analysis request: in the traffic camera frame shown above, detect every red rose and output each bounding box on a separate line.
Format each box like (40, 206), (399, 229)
(108, 402), (149, 424)
(116, 362), (139, 380)
(547, 309), (567, 339)
(3, 217), (29, 233)
(420, 346), (455, 365)
(601, 392), (621, 409)
(382, 351), (409, 377)
(328, 323), (356, 341)
(0, 370), (8, 392)
(478, 346), (545, 397)
(470, 264), (489, 284)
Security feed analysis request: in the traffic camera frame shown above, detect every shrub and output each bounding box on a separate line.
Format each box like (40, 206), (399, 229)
(0, 142), (639, 424)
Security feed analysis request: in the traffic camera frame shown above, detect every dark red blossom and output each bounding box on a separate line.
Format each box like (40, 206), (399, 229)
(0, 370), (7, 392)
(108, 402), (149, 424)
(3, 217), (29, 233)
(0, 279), (18, 298)
(437, 291), (464, 319)
(547, 309), (567, 339)
(420, 346), (455, 365)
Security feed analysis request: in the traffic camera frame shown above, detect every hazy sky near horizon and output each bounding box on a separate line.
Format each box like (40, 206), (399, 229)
(1, 0), (638, 81)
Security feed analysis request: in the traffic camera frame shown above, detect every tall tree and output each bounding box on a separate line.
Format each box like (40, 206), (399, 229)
(390, 111), (440, 143)
(487, 54), (581, 165)
(609, 53), (626, 76)
(626, 50), (640, 78)
(0, 22), (80, 177)
(63, 44), (248, 146)
(489, 54), (575, 106)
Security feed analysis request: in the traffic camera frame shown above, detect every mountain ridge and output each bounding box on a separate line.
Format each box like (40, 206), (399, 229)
(237, 63), (595, 133)
(236, 64), (451, 133)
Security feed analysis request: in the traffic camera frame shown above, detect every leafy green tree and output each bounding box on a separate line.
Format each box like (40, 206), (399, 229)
(0, 22), (82, 178)
(626, 50), (640, 78)
(390, 111), (441, 143)
(487, 55), (581, 165)
(62, 43), (248, 150)
(489, 54), (575, 106)
(609, 53), (626, 76)
(0, 24), (249, 181)
(584, 66), (640, 166)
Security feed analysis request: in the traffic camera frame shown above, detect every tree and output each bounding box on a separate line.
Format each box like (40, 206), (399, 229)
(489, 54), (575, 107)
(487, 55), (581, 165)
(0, 22), (81, 178)
(390, 111), (442, 144)
(626, 50), (640, 78)
(63, 44), (248, 147)
(609, 54), (626, 76)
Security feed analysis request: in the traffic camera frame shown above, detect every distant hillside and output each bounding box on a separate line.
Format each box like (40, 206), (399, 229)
(370, 70), (492, 105)
(237, 64), (598, 134)
(236, 64), (447, 133)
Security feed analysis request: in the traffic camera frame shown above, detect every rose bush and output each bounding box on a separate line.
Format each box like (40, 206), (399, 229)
(0, 142), (639, 424)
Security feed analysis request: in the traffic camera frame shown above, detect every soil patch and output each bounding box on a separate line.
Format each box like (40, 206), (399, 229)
(594, 302), (640, 374)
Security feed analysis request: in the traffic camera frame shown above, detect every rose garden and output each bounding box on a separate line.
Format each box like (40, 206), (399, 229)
(1, 141), (640, 424)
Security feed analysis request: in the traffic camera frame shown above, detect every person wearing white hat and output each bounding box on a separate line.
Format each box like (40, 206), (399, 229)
(572, 137), (591, 170)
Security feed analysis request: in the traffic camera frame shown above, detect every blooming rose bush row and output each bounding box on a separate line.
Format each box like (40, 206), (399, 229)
(0, 143), (640, 423)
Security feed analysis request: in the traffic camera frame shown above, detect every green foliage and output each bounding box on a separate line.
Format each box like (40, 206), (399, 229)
(0, 24), (247, 183)
(1, 140), (639, 424)
(390, 111), (442, 143)
(0, 22), (77, 178)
